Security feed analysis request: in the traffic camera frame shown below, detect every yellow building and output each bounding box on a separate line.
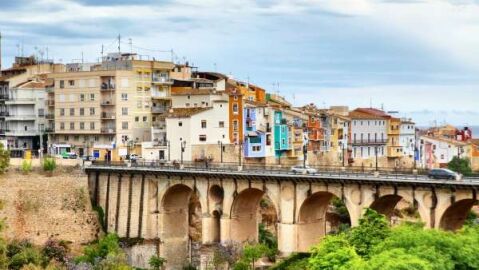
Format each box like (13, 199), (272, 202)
(387, 117), (402, 159)
(47, 53), (174, 160)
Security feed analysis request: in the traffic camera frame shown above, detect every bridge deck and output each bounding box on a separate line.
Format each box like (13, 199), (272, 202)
(85, 164), (479, 189)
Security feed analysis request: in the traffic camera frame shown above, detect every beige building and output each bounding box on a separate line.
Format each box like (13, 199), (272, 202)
(47, 53), (175, 160)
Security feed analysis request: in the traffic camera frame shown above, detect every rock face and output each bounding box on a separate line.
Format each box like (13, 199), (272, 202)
(0, 170), (101, 251)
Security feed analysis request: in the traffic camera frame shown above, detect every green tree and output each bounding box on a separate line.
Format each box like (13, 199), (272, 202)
(75, 233), (131, 269)
(149, 255), (166, 270)
(241, 243), (269, 269)
(348, 208), (390, 257)
(366, 249), (432, 270)
(258, 224), (278, 260)
(0, 142), (10, 173)
(447, 156), (472, 176)
(309, 234), (365, 270)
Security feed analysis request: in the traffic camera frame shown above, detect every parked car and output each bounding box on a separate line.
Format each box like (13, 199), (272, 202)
(428, 168), (461, 180)
(61, 152), (77, 159)
(291, 165), (318, 174)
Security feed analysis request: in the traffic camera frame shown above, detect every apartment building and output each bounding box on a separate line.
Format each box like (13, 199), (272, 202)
(399, 118), (416, 157)
(47, 53), (174, 160)
(349, 108), (390, 165)
(419, 135), (470, 169)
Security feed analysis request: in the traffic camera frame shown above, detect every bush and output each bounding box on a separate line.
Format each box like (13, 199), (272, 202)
(149, 255), (166, 270)
(0, 142), (10, 173)
(42, 157), (56, 172)
(448, 156), (472, 176)
(21, 160), (32, 174)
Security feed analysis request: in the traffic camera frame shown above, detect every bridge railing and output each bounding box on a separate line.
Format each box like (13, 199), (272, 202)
(89, 160), (435, 180)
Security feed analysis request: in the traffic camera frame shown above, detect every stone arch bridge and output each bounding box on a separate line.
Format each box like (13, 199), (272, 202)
(85, 165), (479, 269)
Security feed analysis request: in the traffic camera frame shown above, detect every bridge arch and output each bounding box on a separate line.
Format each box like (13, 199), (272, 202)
(439, 199), (477, 231)
(160, 184), (202, 268)
(297, 191), (351, 252)
(229, 187), (278, 243)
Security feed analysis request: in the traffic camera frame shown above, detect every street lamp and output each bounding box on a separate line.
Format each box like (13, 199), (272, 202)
(218, 140), (223, 163)
(180, 140), (186, 165)
(303, 143), (307, 168)
(375, 146), (378, 171)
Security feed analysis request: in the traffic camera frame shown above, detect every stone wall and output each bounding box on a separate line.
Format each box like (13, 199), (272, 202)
(0, 170), (101, 250)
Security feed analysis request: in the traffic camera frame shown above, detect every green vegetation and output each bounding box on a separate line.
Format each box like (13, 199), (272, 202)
(448, 156), (473, 176)
(0, 142), (10, 173)
(274, 208), (479, 270)
(258, 223), (278, 261)
(21, 160), (32, 174)
(149, 255), (166, 270)
(233, 243), (269, 270)
(42, 157), (56, 173)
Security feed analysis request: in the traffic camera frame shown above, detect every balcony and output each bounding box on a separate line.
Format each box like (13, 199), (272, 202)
(351, 139), (387, 146)
(45, 127), (54, 133)
(45, 113), (54, 120)
(0, 94), (10, 101)
(46, 87), (54, 93)
(101, 127), (116, 134)
(151, 106), (170, 114)
(47, 100), (55, 106)
(101, 76), (115, 91)
(387, 146), (403, 158)
(152, 76), (172, 85)
(5, 129), (41, 136)
(101, 113), (116, 120)
(100, 100), (115, 106)
(0, 111), (9, 118)
(5, 114), (37, 121)
(5, 98), (36, 105)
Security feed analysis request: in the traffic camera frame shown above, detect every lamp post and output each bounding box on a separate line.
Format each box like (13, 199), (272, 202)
(218, 140), (223, 163)
(303, 143), (307, 168)
(180, 140), (186, 165)
(167, 140), (170, 161)
(375, 146), (378, 171)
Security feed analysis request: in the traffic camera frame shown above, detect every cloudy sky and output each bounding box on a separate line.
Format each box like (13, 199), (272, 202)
(1, 0), (479, 126)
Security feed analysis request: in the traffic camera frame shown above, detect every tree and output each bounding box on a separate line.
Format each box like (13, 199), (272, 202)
(0, 142), (10, 173)
(366, 249), (432, 270)
(42, 157), (56, 175)
(448, 156), (472, 176)
(149, 255), (166, 270)
(348, 208), (390, 257)
(258, 224), (278, 260)
(309, 234), (365, 270)
(240, 243), (269, 269)
(75, 233), (131, 269)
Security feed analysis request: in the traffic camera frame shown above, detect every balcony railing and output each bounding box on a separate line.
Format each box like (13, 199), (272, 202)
(101, 127), (116, 134)
(45, 113), (54, 119)
(100, 83), (115, 90)
(152, 106), (170, 114)
(0, 95), (10, 100)
(351, 139), (387, 145)
(101, 100), (115, 106)
(101, 113), (116, 120)
(152, 76), (172, 84)
(0, 112), (9, 117)
(46, 87), (54, 93)
(47, 100), (55, 106)
(5, 114), (37, 121)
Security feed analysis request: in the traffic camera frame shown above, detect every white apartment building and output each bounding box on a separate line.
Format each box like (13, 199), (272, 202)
(400, 119), (416, 157)
(3, 80), (49, 156)
(166, 99), (229, 162)
(349, 108), (389, 159)
(419, 135), (469, 169)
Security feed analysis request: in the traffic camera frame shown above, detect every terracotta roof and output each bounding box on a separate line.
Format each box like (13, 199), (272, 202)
(16, 79), (54, 89)
(349, 108), (391, 119)
(421, 135), (469, 146)
(167, 107), (212, 118)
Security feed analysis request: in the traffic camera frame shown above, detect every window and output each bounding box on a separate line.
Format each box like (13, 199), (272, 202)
(59, 94), (65, 102)
(219, 121), (224, 128)
(80, 94), (85, 101)
(185, 103), (190, 107)
(232, 103), (238, 113)
(143, 116), (147, 122)
(38, 109), (44, 117)
(68, 80), (75, 86)
(234, 95), (238, 100)
(122, 122), (128, 130)
(74, 135), (79, 141)
(178, 121), (182, 127)
(121, 93), (128, 101)
(60, 108), (65, 116)
(80, 122), (85, 130)
(90, 93), (95, 101)
(64, 135), (69, 141)
(60, 122), (65, 130)
(90, 122), (95, 130)
(201, 120), (207, 128)
(80, 108), (84, 116)
(252, 145), (261, 152)
(70, 122), (74, 130)
(199, 135), (207, 141)
(233, 120), (238, 131)
(70, 108), (74, 116)
(59, 80), (65, 89)
(122, 107), (128, 116)
(135, 116), (139, 122)
(94, 135), (99, 142)
(90, 108), (95, 115)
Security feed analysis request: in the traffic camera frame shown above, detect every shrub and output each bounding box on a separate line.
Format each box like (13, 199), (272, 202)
(448, 156), (473, 176)
(0, 143), (10, 173)
(42, 157), (56, 173)
(21, 160), (32, 174)
(149, 255), (166, 270)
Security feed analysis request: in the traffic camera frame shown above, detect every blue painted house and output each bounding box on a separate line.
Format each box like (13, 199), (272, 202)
(243, 107), (266, 158)
(274, 110), (290, 157)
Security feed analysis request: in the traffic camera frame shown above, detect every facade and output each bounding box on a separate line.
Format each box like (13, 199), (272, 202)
(243, 105), (266, 159)
(419, 135), (470, 169)
(399, 118), (416, 157)
(387, 117), (403, 159)
(349, 108), (389, 165)
(471, 139), (479, 171)
(273, 110), (290, 159)
(47, 53), (175, 160)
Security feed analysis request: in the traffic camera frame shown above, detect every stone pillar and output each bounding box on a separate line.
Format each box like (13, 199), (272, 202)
(277, 223), (297, 256)
(220, 217), (231, 244)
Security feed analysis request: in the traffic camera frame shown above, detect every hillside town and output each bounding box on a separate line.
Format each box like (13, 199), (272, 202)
(0, 53), (478, 172)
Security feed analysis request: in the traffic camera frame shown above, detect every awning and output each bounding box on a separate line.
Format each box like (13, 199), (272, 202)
(247, 131), (259, 137)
